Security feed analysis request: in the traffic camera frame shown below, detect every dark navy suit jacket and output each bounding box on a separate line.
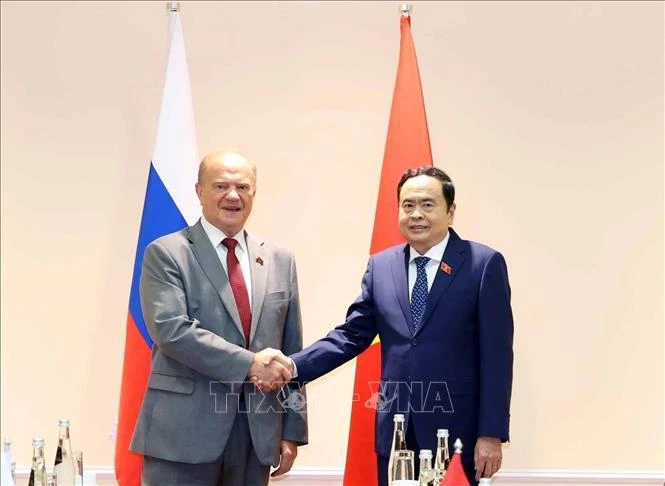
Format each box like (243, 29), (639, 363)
(291, 228), (513, 473)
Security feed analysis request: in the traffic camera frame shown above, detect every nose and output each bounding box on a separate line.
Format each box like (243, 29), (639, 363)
(225, 188), (240, 200)
(411, 208), (423, 219)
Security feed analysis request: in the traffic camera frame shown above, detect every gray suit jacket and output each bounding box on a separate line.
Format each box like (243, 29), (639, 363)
(130, 220), (308, 465)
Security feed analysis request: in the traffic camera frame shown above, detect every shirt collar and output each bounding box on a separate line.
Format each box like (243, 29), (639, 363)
(409, 231), (450, 264)
(200, 216), (248, 254)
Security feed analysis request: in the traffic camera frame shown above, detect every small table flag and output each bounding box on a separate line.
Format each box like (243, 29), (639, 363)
(442, 438), (470, 486)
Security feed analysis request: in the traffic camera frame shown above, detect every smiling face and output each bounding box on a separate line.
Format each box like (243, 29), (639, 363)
(398, 174), (455, 255)
(195, 151), (256, 236)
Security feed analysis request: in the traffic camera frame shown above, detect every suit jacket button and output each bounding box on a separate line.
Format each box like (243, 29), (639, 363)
(411, 338), (417, 346)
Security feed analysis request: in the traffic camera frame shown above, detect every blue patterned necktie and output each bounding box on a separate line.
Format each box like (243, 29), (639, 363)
(410, 256), (430, 332)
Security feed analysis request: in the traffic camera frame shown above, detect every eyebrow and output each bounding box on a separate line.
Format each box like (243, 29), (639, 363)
(212, 180), (250, 185)
(402, 197), (436, 203)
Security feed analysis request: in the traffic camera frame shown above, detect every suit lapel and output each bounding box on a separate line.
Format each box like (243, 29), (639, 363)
(390, 244), (414, 335)
(187, 221), (245, 339)
(415, 228), (467, 335)
(246, 232), (268, 346)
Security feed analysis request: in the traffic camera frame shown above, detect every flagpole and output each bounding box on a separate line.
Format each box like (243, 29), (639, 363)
(400, 4), (413, 17)
(116, 0), (198, 483)
(344, 2), (432, 484)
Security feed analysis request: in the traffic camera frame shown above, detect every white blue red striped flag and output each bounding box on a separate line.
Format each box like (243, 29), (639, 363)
(115, 7), (199, 485)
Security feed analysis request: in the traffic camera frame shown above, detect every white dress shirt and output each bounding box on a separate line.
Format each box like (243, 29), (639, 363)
(200, 216), (253, 307)
(408, 231), (451, 301)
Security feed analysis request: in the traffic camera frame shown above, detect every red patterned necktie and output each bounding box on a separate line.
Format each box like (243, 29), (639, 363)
(222, 238), (252, 346)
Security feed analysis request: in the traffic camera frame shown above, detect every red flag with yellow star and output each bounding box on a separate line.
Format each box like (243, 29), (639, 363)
(343, 12), (433, 485)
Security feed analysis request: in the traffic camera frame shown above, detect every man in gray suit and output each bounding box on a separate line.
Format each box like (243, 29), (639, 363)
(130, 150), (308, 485)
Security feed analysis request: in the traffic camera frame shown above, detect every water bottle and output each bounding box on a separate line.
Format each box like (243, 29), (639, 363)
(54, 419), (75, 485)
(29, 437), (47, 486)
(387, 414), (407, 485)
(418, 449), (434, 485)
(433, 428), (450, 484)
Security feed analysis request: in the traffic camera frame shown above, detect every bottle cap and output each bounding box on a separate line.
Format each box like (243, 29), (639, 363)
(393, 414), (405, 422)
(32, 437), (45, 447)
(58, 418), (71, 427)
(419, 449), (432, 459)
(436, 428), (449, 437)
(479, 479), (493, 485)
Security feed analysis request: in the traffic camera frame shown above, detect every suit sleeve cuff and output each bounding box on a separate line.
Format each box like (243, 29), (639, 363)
(290, 358), (298, 378)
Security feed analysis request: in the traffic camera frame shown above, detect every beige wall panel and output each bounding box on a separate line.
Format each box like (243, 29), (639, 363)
(1, 0), (662, 475)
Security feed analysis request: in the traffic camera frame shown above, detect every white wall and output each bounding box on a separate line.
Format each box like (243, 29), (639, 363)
(1, 0), (663, 480)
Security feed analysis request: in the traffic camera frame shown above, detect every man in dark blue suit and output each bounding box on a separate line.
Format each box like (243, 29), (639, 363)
(258, 167), (513, 485)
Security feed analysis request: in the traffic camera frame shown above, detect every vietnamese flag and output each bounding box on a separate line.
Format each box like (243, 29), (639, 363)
(343, 11), (433, 486)
(442, 442), (471, 486)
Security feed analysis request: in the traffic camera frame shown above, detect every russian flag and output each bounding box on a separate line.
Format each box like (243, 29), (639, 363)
(115, 6), (199, 485)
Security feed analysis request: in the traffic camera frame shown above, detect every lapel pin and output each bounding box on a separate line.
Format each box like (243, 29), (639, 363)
(255, 257), (264, 266)
(440, 261), (452, 275)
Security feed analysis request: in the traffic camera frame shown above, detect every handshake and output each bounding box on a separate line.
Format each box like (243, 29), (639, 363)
(247, 348), (294, 393)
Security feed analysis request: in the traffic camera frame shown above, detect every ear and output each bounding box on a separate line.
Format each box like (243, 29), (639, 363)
(448, 202), (456, 224)
(195, 183), (203, 204)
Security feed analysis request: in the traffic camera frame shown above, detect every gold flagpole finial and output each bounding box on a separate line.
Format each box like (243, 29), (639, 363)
(167, 2), (180, 13)
(400, 4), (413, 17)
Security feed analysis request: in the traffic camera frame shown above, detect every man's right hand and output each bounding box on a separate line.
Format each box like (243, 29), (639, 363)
(248, 348), (293, 392)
